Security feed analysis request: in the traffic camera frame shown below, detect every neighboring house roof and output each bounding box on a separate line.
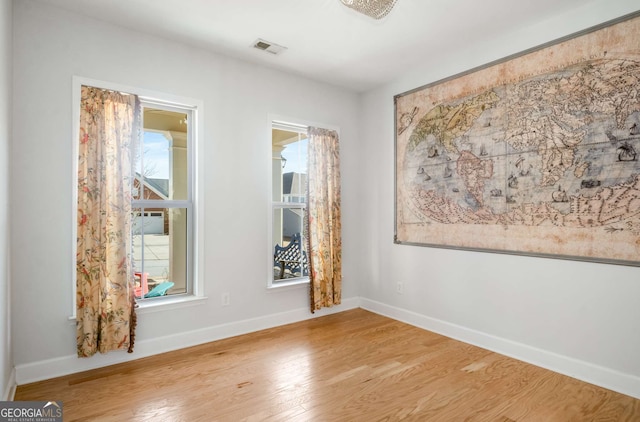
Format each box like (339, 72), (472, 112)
(145, 178), (169, 198)
(135, 173), (169, 199)
(282, 172), (306, 196)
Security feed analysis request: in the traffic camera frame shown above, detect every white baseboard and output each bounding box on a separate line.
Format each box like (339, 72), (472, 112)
(2, 367), (16, 401)
(360, 298), (640, 400)
(15, 297), (360, 385)
(15, 296), (639, 400)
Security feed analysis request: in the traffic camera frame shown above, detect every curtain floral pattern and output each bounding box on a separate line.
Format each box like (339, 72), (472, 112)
(307, 127), (342, 312)
(76, 86), (140, 357)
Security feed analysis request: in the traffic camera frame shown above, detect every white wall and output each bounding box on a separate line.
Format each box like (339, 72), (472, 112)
(11, 0), (361, 382)
(359, 1), (640, 398)
(11, 0), (640, 400)
(0, 0), (13, 401)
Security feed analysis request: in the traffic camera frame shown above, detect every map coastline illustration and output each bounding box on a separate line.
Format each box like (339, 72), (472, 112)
(395, 15), (640, 264)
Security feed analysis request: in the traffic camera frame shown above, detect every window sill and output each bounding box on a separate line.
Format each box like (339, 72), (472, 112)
(136, 294), (208, 314)
(68, 294), (208, 321)
(268, 277), (309, 290)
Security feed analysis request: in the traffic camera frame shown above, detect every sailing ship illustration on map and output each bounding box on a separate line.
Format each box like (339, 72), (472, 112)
(395, 13), (640, 263)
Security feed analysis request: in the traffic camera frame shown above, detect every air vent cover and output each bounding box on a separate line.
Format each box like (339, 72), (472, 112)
(252, 39), (287, 55)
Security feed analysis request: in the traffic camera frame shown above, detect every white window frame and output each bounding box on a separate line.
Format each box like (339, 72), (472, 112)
(70, 76), (205, 319)
(269, 119), (311, 288)
(135, 99), (195, 299)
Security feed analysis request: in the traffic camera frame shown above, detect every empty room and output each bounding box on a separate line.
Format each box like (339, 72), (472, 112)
(1, 0), (640, 420)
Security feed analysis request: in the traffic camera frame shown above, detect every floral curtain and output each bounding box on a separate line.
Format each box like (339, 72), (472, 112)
(307, 127), (342, 312)
(76, 85), (140, 357)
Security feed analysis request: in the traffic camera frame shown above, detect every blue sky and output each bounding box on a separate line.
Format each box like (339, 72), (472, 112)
(140, 131), (170, 179)
(281, 138), (308, 173)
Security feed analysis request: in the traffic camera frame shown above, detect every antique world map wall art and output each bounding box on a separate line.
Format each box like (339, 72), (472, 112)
(394, 12), (640, 266)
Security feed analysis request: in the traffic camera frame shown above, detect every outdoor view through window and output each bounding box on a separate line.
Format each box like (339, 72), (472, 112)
(272, 122), (309, 284)
(133, 106), (192, 298)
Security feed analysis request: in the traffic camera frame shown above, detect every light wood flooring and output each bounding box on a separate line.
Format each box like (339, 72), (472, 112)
(14, 309), (640, 421)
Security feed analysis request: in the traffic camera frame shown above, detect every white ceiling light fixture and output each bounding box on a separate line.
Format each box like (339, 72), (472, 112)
(339, 0), (398, 19)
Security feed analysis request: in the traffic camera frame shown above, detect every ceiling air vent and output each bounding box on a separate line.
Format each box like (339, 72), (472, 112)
(252, 39), (287, 55)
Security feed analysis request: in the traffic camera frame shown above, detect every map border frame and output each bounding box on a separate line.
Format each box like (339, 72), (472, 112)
(394, 10), (640, 267)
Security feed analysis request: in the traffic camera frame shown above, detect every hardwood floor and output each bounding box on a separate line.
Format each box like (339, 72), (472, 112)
(14, 309), (640, 421)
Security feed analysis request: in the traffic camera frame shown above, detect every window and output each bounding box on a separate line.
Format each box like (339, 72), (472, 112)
(72, 78), (202, 319)
(133, 102), (194, 299)
(271, 121), (309, 286)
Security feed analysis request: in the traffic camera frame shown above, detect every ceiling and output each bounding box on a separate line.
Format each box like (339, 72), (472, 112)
(36, 0), (598, 92)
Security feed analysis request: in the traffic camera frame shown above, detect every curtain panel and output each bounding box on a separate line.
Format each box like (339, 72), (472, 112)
(307, 127), (342, 312)
(76, 86), (140, 357)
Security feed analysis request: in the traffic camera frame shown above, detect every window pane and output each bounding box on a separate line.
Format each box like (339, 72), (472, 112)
(133, 207), (188, 297)
(139, 108), (190, 201)
(273, 206), (308, 281)
(272, 124), (308, 284)
(273, 132), (307, 203)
